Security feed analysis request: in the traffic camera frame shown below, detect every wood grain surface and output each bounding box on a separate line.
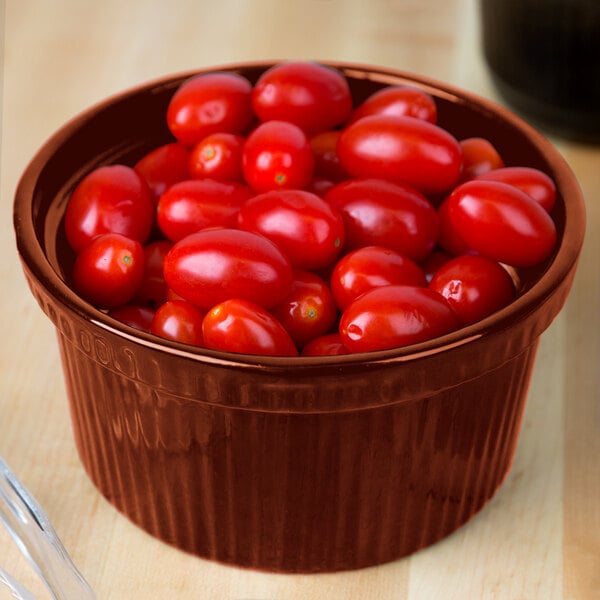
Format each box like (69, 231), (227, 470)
(1, 1), (598, 598)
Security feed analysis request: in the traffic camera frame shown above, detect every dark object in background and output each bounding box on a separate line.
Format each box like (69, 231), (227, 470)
(480, 0), (600, 144)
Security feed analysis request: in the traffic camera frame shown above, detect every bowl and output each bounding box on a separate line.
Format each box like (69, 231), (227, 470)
(13, 61), (585, 573)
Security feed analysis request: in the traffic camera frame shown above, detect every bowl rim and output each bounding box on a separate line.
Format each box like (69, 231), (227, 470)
(13, 60), (586, 370)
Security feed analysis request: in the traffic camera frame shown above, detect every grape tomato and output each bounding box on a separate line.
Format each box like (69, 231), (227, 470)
(63, 60), (560, 357)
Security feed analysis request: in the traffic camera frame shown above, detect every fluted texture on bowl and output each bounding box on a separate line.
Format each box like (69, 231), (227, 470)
(47, 304), (536, 572)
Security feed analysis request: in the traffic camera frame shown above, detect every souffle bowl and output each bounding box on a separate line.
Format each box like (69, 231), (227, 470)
(13, 61), (585, 573)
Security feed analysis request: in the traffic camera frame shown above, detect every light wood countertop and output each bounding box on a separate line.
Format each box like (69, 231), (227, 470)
(1, 1), (599, 598)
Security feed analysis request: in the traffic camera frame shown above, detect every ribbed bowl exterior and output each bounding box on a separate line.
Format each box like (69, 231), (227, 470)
(27, 262), (560, 572)
(61, 337), (537, 572)
(14, 62), (585, 572)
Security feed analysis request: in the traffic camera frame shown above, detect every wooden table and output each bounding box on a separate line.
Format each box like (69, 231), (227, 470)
(1, 1), (598, 598)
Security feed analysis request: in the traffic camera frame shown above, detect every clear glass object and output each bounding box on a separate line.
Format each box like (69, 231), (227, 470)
(0, 457), (95, 600)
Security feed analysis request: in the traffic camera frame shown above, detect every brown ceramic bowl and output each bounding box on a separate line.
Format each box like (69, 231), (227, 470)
(13, 61), (585, 573)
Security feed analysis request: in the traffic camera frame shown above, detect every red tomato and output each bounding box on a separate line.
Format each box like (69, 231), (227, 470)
(65, 165), (154, 253)
(330, 246), (427, 311)
(337, 115), (463, 195)
(242, 120), (315, 192)
(301, 333), (350, 356)
(310, 130), (349, 182)
(475, 166), (556, 212)
(458, 137), (505, 181)
(157, 179), (252, 242)
(108, 304), (155, 332)
(202, 298), (298, 356)
(237, 189), (345, 270)
(429, 255), (516, 325)
(339, 285), (459, 352)
(72, 233), (144, 308)
(134, 240), (172, 307)
(270, 270), (338, 347)
(166, 72), (253, 146)
(348, 85), (437, 124)
(325, 178), (439, 261)
(150, 300), (205, 346)
(436, 198), (472, 256)
(440, 180), (557, 267)
(251, 61), (352, 134)
(188, 132), (244, 181)
(134, 142), (191, 201)
(163, 228), (294, 310)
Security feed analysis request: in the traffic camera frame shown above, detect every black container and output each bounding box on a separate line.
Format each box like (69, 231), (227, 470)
(480, 0), (600, 143)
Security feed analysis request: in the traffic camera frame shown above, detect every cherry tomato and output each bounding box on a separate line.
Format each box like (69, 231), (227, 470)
(439, 180), (557, 267)
(348, 85), (437, 124)
(163, 228), (294, 310)
(134, 142), (191, 201)
(134, 240), (172, 307)
(301, 333), (351, 356)
(270, 270), (338, 347)
(65, 165), (154, 253)
(325, 178), (439, 261)
(330, 246), (426, 311)
(310, 130), (349, 182)
(251, 61), (352, 134)
(108, 304), (155, 332)
(475, 166), (556, 212)
(458, 137), (505, 181)
(150, 300), (205, 346)
(237, 189), (345, 270)
(72, 233), (144, 308)
(429, 255), (516, 325)
(188, 132), (244, 181)
(339, 285), (460, 352)
(202, 298), (298, 356)
(157, 178), (253, 242)
(242, 120), (315, 192)
(166, 72), (253, 146)
(337, 114), (463, 195)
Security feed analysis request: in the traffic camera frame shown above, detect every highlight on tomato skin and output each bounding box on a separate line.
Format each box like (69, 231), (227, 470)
(439, 179), (557, 267)
(474, 166), (557, 212)
(336, 114), (463, 195)
(330, 245), (427, 312)
(237, 189), (346, 271)
(270, 270), (338, 348)
(242, 120), (315, 193)
(72, 233), (145, 309)
(166, 72), (254, 146)
(150, 299), (205, 346)
(64, 164), (155, 253)
(339, 285), (461, 353)
(346, 85), (438, 125)
(162, 228), (294, 311)
(156, 178), (253, 242)
(325, 178), (439, 262)
(428, 254), (516, 326)
(202, 298), (299, 356)
(251, 61), (353, 134)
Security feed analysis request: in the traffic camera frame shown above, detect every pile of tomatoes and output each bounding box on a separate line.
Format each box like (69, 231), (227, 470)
(64, 61), (558, 357)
